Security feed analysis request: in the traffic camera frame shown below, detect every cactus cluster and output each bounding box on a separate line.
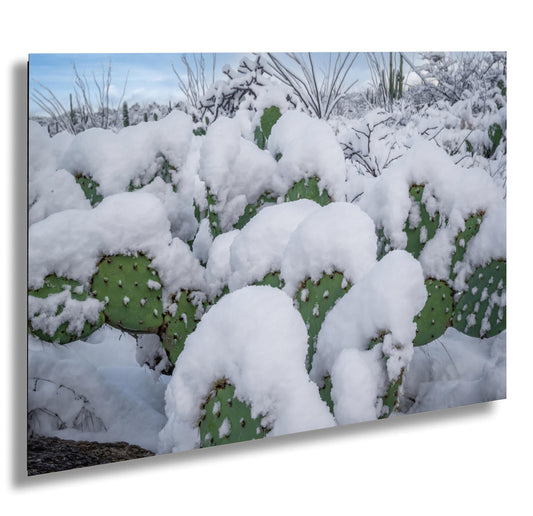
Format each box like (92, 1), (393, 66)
(296, 272), (351, 369)
(91, 254), (164, 333)
(199, 381), (268, 448)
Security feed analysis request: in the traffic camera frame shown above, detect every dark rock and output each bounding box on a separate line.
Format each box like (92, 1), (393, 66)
(27, 436), (155, 476)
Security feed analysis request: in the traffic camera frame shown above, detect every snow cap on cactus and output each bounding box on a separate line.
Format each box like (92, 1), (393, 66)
(29, 192), (206, 307)
(311, 250), (427, 386)
(158, 286), (335, 453)
(228, 200), (321, 291)
(359, 140), (503, 279)
(281, 202), (377, 297)
(267, 111), (348, 202)
(198, 116), (282, 230)
(58, 110), (194, 196)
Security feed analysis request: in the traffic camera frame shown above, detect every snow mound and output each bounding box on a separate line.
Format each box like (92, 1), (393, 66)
(228, 199), (321, 290)
(268, 111), (348, 201)
(281, 202), (377, 297)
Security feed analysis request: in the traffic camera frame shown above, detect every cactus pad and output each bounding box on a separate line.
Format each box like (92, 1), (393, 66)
(28, 275), (104, 344)
(91, 254), (164, 333)
(296, 272), (351, 369)
(234, 192), (277, 230)
(75, 174), (103, 207)
(285, 177), (331, 206)
(255, 271), (282, 289)
(414, 279), (454, 346)
(254, 106), (281, 149)
(404, 185), (440, 258)
(160, 290), (204, 364)
(450, 212), (484, 279)
(318, 376), (334, 415)
(453, 260), (506, 338)
(199, 381), (268, 448)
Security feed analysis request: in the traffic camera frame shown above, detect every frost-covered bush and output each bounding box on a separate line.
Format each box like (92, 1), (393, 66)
(27, 61), (506, 457)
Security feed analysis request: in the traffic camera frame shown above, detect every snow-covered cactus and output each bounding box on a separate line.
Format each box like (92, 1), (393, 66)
(413, 279), (454, 346)
(199, 381), (268, 448)
(28, 275), (105, 344)
(91, 254), (164, 333)
(233, 192), (277, 230)
(453, 260), (506, 338)
(450, 212), (484, 280)
(254, 105), (282, 150)
(404, 184), (440, 259)
(284, 177), (331, 206)
(296, 272), (351, 369)
(160, 290), (205, 364)
(75, 174), (103, 207)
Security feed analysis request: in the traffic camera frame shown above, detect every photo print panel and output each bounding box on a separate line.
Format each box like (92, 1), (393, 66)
(27, 51), (506, 475)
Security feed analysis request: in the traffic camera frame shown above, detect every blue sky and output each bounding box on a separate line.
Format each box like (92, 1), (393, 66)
(28, 52), (396, 116)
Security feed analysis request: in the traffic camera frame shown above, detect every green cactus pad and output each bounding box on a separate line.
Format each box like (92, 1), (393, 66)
(75, 174), (103, 207)
(199, 381), (268, 448)
(160, 290), (204, 364)
(255, 271), (282, 289)
(404, 185), (440, 258)
(128, 155), (177, 192)
(234, 192), (277, 230)
(29, 275), (104, 344)
(379, 373), (403, 419)
(91, 254), (163, 333)
(450, 212), (484, 279)
(376, 228), (392, 260)
(453, 260), (506, 338)
(285, 177), (331, 206)
(318, 376), (334, 415)
(414, 279), (454, 346)
(296, 272), (352, 370)
(254, 126), (266, 150)
(260, 106), (281, 139)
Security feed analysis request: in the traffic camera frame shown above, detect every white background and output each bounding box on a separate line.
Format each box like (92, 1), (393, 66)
(2, 2), (531, 514)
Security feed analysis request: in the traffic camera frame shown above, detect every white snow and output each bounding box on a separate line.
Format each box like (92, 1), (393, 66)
(228, 199), (321, 290)
(281, 202), (377, 297)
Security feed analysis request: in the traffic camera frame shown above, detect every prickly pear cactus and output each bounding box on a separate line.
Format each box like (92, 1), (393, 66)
(91, 254), (164, 333)
(296, 272), (352, 369)
(128, 155), (177, 192)
(160, 290), (205, 364)
(404, 185), (440, 258)
(199, 381), (268, 448)
(413, 279), (454, 346)
(285, 177), (331, 206)
(194, 186), (221, 238)
(453, 260), (506, 338)
(75, 174), (103, 207)
(255, 271), (282, 289)
(28, 275), (104, 344)
(234, 192), (277, 230)
(450, 212), (484, 280)
(254, 105), (281, 150)
(318, 376), (334, 415)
